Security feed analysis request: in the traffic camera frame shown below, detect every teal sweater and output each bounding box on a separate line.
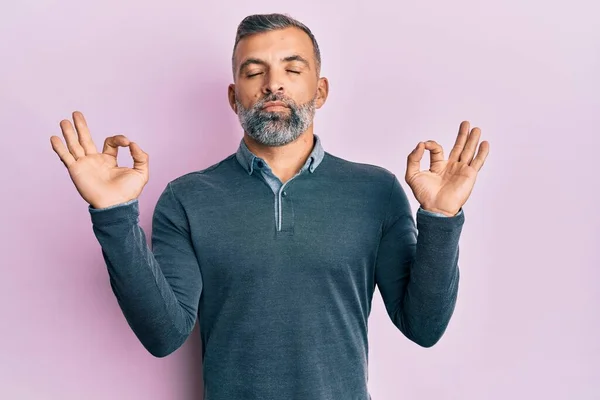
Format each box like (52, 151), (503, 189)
(88, 135), (464, 400)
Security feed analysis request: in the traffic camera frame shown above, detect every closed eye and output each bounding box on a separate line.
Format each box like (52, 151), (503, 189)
(287, 70), (301, 74)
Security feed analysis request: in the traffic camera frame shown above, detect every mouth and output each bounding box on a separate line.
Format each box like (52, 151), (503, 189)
(261, 101), (289, 112)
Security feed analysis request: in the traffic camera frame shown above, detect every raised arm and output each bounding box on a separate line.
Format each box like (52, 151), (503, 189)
(51, 111), (202, 357)
(375, 121), (489, 347)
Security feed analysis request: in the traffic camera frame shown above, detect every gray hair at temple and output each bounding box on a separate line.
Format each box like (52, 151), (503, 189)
(231, 13), (322, 78)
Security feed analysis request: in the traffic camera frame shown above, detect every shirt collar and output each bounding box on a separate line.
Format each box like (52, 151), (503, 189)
(235, 134), (325, 175)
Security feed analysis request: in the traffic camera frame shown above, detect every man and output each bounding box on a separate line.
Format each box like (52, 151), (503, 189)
(50, 13), (489, 400)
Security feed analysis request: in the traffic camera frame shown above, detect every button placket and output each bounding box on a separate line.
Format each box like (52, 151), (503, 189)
(277, 185), (294, 233)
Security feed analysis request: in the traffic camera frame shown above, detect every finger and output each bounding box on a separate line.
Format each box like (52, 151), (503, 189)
(102, 135), (130, 158)
(470, 140), (490, 172)
(72, 111), (98, 155)
(459, 127), (481, 164)
(405, 141), (425, 181)
(59, 119), (86, 160)
(50, 135), (76, 168)
(448, 121), (470, 162)
(130, 142), (149, 176)
(424, 140), (445, 164)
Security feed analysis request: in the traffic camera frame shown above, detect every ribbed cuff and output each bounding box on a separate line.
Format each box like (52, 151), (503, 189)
(89, 199), (140, 226)
(416, 207), (465, 232)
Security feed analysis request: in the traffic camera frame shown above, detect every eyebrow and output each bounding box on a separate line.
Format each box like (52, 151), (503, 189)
(238, 55), (311, 75)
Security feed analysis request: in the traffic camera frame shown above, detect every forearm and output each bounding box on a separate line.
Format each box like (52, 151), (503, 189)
(399, 209), (464, 347)
(90, 201), (199, 357)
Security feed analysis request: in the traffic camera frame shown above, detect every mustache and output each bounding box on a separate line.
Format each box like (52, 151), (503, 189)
(255, 94), (295, 109)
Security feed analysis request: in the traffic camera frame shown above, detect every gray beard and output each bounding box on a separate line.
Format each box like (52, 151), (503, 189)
(235, 93), (317, 146)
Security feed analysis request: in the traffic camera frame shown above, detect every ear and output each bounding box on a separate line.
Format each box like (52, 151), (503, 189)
(314, 77), (329, 109)
(228, 84), (237, 114)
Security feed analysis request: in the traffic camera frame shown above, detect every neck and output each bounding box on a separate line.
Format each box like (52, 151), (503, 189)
(243, 127), (315, 183)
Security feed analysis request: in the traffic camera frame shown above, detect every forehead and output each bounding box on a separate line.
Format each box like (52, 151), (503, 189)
(233, 27), (315, 68)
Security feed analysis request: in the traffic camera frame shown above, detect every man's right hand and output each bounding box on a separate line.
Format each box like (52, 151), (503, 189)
(50, 111), (149, 209)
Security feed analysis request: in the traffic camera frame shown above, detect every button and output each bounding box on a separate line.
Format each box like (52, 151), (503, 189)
(282, 191), (287, 197)
(256, 160), (264, 168)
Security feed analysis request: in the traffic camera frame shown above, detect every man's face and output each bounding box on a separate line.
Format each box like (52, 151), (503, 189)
(228, 27), (328, 146)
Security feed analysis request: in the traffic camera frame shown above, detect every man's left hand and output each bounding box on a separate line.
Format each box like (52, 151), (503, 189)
(405, 121), (490, 217)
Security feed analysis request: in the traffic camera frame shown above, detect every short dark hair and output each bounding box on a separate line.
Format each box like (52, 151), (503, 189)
(232, 13), (321, 77)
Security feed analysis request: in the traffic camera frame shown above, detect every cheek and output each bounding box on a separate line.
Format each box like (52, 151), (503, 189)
(235, 90), (258, 109)
(236, 80), (261, 100)
(297, 78), (318, 99)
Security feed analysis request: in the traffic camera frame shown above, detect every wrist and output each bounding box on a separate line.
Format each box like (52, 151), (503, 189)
(91, 198), (136, 210)
(420, 206), (459, 217)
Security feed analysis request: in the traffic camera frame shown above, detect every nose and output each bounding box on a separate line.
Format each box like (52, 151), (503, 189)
(262, 71), (285, 95)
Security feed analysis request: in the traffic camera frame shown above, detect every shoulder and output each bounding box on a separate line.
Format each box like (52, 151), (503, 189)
(321, 151), (397, 186)
(166, 153), (240, 194)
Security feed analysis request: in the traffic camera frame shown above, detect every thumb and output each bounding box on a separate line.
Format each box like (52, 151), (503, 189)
(405, 142), (424, 181)
(129, 142), (149, 176)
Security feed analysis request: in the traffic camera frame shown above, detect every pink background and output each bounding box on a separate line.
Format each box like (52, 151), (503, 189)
(1, 0), (598, 399)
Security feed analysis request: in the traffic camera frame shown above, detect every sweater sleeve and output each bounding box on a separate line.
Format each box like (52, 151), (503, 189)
(374, 174), (464, 347)
(88, 182), (203, 357)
